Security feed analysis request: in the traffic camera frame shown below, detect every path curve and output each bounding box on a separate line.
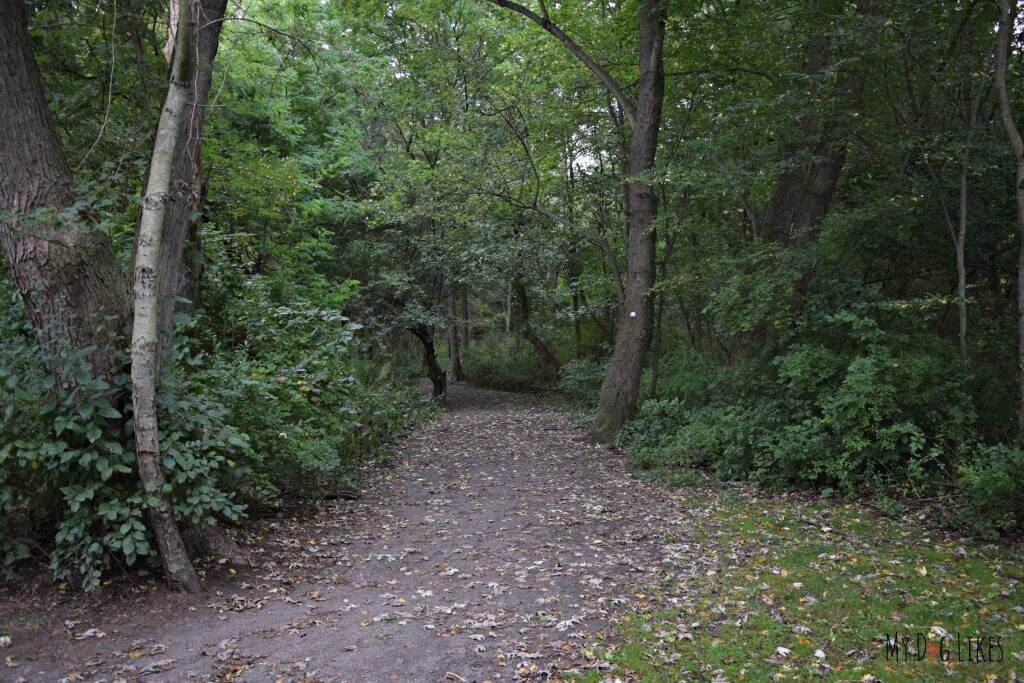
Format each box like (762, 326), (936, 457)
(4, 385), (720, 682)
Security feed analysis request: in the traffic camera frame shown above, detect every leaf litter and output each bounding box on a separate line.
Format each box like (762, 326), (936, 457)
(5, 384), (1016, 682)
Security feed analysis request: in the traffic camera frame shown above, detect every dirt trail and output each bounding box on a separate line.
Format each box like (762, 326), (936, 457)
(2, 385), (721, 682)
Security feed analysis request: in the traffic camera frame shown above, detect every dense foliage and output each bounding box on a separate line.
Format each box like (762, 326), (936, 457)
(0, 0), (435, 588)
(3, 0), (1024, 589)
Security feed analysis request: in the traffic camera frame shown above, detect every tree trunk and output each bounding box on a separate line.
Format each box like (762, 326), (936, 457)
(0, 0), (130, 392)
(131, 1), (201, 593)
(447, 289), (464, 381)
(152, 0), (233, 568)
(996, 0), (1024, 432)
(503, 290), (512, 338)
(515, 282), (561, 375)
(460, 285), (470, 349)
(649, 230), (676, 399)
(591, 0), (666, 441)
(761, 0), (872, 247)
(412, 326), (447, 398)
(572, 284), (582, 357)
(956, 77), (986, 360)
(149, 0), (227, 372)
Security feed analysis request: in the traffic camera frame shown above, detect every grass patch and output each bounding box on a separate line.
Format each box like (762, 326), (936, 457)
(567, 493), (1023, 682)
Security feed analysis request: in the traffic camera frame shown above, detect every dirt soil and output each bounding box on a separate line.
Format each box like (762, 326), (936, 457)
(1, 385), (727, 682)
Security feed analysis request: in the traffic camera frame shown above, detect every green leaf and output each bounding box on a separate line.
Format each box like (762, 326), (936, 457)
(98, 405), (122, 419)
(85, 424), (102, 443)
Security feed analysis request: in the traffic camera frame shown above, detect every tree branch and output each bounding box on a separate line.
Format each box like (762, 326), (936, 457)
(997, 0), (1023, 159)
(483, 0), (636, 126)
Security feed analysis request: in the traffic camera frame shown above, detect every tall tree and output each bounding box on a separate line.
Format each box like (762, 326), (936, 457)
(761, 0), (874, 247)
(486, 0), (668, 441)
(0, 0), (130, 391)
(151, 0), (229, 372)
(131, 0), (202, 593)
(995, 0), (1024, 431)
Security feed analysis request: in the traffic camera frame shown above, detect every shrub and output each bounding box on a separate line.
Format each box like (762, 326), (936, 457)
(1, 276), (433, 588)
(0, 290), (247, 590)
(558, 357), (607, 407)
(621, 312), (978, 499)
(957, 444), (1024, 538)
(189, 278), (434, 500)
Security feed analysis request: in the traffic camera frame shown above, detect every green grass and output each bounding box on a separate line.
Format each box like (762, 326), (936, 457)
(568, 493), (1023, 682)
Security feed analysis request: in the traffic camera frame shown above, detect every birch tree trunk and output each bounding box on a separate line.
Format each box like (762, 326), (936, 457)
(131, 0), (201, 593)
(0, 0), (129, 392)
(996, 0), (1024, 433)
(151, 0), (228, 373)
(956, 79), (986, 360)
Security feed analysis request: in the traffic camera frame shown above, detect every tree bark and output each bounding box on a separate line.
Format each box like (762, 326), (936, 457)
(0, 0), (130, 392)
(956, 78), (987, 360)
(131, 0), (201, 593)
(572, 282), (582, 357)
(761, 0), (873, 247)
(514, 282), (561, 375)
(460, 285), (470, 349)
(447, 288), (464, 381)
(648, 232), (675, 399)
(591, 0), (667, 441)
(503, 290), (512, 338)
(148, 0), (227, 373)
(412, 326), (447, 398)
(996, 0), (1024, 433)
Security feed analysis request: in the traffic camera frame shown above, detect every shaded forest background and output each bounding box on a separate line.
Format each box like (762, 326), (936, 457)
(2, 0), (1024, 590)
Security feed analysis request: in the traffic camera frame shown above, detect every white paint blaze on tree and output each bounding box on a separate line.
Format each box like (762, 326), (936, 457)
(131, 0), (201, 593)
(484, 0), (668, 442)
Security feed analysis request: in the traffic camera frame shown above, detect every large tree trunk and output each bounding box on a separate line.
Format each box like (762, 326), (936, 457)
(486, 0), (666, 438)
(996, 0), (1024, 432)
(0, 0), (130, 392)
(412, 326), (447, 398)
(149, 0), (227, 372)
(591, 0), (667, 441)
(761, 0), (872, 247)
(131, 1), (201, 593)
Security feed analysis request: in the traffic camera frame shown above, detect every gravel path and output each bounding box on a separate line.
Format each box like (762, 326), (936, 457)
(2, 385), (722, 682)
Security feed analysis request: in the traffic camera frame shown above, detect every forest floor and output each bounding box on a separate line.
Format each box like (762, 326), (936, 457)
(2, 384), (1023, 683)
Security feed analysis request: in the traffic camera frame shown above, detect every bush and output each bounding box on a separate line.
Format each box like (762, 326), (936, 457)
(463, 338), (553, 391)
(621, 312), (978, 498)
(0, 290), (247, 590)
(558, 357), (607, 407)
(189, 278), (434, 500)
(957, 444), (1024, 538)
(0, 277), (434, 588)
